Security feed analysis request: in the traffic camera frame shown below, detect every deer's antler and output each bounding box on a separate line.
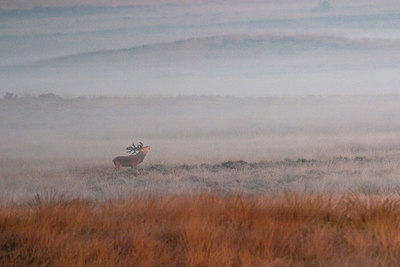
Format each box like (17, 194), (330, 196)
(126, 141), (144, 154)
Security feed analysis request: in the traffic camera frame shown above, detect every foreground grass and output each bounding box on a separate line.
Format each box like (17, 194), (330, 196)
(1, 193), (400, 266)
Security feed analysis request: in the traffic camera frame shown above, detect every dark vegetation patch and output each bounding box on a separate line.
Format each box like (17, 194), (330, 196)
(72, 156), (376, 179)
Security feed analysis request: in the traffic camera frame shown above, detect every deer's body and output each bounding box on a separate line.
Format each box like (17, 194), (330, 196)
(113, 146), (150, 169)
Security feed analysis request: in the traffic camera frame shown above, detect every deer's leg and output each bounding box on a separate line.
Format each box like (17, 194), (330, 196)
(113, 160), (121, 170)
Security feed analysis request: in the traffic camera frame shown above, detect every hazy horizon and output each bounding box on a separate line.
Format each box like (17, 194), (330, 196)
(1, 0), (400, 97)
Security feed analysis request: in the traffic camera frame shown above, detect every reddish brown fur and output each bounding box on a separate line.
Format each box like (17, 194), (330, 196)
(113, 146), (150, 169)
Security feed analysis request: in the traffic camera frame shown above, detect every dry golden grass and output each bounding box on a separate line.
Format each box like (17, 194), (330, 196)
(2, 193), (400, 266)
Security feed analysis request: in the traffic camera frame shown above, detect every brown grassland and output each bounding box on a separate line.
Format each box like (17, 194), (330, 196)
(2, 193), (400, 266)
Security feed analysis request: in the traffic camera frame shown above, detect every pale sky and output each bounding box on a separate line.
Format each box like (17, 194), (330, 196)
(1, 0), (399, 10)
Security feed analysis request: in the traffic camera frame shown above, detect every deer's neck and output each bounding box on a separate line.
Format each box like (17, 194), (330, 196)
(131, 150), (147, 159)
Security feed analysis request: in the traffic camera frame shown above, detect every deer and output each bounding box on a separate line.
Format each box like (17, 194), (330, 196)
(113, 142), (150, 169)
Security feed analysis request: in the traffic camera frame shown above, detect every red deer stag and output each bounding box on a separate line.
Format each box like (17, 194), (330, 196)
(113, 142), (150, 169)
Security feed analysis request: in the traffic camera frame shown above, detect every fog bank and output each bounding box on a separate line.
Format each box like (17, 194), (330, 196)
(1, 1), (400, 96)
(2, 95), (400, 162)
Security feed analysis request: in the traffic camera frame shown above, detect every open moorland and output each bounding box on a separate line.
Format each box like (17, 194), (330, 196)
(2, 96), (400, 265)
(2, 2), (400, 265)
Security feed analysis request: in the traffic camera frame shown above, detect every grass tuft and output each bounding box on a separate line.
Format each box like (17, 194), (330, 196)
(2, 193), (400, 266)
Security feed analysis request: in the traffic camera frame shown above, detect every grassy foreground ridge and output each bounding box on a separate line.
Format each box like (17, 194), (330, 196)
(1, 193), (400, 266)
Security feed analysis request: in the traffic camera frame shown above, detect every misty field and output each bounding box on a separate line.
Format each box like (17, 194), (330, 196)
(3, 96), (400, 265)
(3, 155), (400, 266)
(3, 155), (400, 203)
(3, 95), (400, 200)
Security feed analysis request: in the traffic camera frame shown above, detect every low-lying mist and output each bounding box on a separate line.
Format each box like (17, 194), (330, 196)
(2, 94), (400, 161)
(2, 95), (400, 162)
(2, 34), (400, 96)
(2, 95), (400, 202)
